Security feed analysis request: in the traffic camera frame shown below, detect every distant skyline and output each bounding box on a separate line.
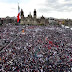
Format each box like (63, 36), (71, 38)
(0, 0), (72, 19)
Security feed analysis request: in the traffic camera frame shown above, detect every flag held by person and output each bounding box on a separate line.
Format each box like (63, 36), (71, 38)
(49, 41), (53, 44)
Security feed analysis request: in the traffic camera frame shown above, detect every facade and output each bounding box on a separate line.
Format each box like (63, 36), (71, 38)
(0, 16), (16, 25)
(0, 18), (1, 24)
(20, 9), (49, 25)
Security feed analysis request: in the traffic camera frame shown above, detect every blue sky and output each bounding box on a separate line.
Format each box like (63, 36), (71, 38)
(0, 0), (18, 3)
(0, 0), (72, 19)
(0, 0), (30, 3)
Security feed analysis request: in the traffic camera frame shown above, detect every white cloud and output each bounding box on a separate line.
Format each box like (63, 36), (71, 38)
(0, 0), (72, 19)
(0, 2), (18, 18)
(58, 0), (66, 4)
(19, 0), (45, 17)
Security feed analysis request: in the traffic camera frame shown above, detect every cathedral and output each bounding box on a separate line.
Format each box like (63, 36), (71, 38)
(20, 9), (49, 25)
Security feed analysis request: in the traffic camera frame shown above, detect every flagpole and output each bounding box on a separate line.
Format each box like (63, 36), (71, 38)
(19, 3), (21, 32)
(17, 2), (21, 32)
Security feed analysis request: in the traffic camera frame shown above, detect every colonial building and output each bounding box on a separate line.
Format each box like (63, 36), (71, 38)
(20, 9), (49, 25)
(0, 16), (16, 25)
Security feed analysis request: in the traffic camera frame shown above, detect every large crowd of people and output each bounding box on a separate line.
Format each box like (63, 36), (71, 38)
(0, 24), (72, 72)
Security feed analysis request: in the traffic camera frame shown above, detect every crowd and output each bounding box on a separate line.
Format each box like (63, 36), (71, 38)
(0, 24), (72, 72)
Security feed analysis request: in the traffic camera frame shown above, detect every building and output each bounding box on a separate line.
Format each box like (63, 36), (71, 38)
(20, 9), (49, 25)
(0, 16), (17, 25)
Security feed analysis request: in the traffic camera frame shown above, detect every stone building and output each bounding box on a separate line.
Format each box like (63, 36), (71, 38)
(0, 16), (16, 25)
(20, 9), (49, 25)
(0, 18), (1, 24)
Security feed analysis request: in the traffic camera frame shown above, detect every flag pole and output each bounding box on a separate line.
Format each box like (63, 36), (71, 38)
(17, 2), (21, 32)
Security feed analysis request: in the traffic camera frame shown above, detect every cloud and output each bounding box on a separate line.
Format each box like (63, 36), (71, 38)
(0, 2), (18, 18)
(19, 0), (45, 17)
(36, 0), (72, 18)
(0, 0), (72, 19)
(39, 0), (72, 12)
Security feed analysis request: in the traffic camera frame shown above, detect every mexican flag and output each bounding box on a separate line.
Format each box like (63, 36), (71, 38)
(17, 4), (20, 23)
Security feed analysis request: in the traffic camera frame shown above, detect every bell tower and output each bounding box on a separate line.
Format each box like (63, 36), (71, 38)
(21, 9), (24, 19)
(20, 9), (24, 24)
(33, 9), (37, 18)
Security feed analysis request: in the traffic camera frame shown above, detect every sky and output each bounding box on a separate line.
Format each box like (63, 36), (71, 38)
(0, 0), (72, 19)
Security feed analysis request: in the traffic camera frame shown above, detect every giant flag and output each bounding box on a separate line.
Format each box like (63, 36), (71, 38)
(17, 4), (20, 23)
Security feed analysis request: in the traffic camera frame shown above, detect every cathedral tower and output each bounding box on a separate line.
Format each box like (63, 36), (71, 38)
(20, 9), (24, 24)
(33, 9), (37, 18)
(21, 9), (24, 19)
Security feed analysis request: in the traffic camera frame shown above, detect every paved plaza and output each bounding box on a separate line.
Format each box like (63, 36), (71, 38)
(0, 24), (72, 72)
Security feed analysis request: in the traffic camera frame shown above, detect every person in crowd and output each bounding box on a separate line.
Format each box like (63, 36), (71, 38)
(0, 24), (72, 72)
